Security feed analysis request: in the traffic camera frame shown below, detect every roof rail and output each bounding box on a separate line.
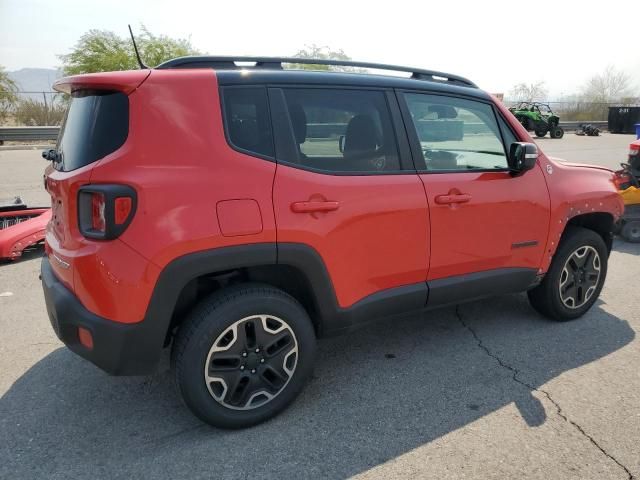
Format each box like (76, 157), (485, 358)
(155, 56), (478, 88)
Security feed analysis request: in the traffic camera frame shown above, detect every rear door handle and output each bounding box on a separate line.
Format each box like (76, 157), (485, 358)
(291, 201), (340, 213)
(434, 193), (472, 205)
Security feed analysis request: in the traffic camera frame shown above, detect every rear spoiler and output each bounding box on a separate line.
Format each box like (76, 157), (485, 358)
(53, 70), (151, 95)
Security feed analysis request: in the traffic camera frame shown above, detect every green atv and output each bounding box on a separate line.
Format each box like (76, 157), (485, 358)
(509, 102), (564, 139)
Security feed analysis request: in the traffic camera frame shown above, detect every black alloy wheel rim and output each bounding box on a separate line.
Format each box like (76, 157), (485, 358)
(558, 245), (601, 309)
(204, 315), (298, 410)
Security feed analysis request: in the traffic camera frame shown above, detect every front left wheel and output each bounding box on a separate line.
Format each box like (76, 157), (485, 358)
(528, 226), (608, 321)
(172, 284), (317, 429)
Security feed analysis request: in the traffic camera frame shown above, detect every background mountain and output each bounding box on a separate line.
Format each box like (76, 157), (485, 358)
(7, 68), (62, 100)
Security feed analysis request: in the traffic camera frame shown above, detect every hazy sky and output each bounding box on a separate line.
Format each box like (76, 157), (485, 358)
(1, 0), (639, 97)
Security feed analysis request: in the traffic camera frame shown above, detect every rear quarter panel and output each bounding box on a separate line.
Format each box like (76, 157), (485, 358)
(84, 69), (277, 321)
(108, 69), (277, 264)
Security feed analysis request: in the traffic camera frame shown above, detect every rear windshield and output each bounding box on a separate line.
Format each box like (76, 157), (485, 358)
(56, 90), (129, 171)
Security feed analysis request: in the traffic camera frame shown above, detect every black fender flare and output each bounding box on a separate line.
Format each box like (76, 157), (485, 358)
(144, 243), (426, 367)
(276, 243), (427, 336)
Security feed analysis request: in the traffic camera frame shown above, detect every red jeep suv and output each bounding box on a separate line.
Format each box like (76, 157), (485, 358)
(41, 57), (624, 428)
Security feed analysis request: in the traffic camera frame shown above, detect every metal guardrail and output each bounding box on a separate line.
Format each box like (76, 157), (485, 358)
(306, 121), (611, 139)
(0, 126), (59, 143)
(0, 121), (611, 144)
(309, 121), (611, 138)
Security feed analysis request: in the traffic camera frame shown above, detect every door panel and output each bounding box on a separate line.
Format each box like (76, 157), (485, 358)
(420, 169), (550, 280)
(270, 86), (429, 308)
(274, 164), (429, 307)
(398, 91), (550, 281)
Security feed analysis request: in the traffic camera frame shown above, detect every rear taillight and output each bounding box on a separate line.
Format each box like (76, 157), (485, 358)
(91, 192), (106, 232)
(78, 185), (137, 240)
(629, 144), (640, 157)
(114, 197), (133, 225)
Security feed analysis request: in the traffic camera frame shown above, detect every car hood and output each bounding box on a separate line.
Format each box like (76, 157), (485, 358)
(548, 157), (614, 173)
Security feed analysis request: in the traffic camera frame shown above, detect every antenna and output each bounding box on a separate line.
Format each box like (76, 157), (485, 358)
(128, 24), (149, 69)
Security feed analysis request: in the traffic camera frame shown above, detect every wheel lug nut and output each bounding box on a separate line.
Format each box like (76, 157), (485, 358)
(242, 352), (247, 357)
(251, 369), (256, 374)
(260, 358), (265, 363)
(240, 365), (245, 370)
(255, 348), (260, 353)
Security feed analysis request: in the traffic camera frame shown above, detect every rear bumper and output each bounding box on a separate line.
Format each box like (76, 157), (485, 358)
(41, 256), (163, 375)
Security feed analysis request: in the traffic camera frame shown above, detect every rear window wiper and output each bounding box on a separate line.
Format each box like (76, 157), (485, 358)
(42, 149), (62, 163)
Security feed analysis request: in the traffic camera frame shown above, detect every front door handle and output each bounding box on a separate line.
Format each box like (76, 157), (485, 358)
(434, 193), (472, 205)
(291, 201), (340, 213)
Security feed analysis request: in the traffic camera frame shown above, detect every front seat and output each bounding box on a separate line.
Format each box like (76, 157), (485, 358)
(343, 114), (379, 160)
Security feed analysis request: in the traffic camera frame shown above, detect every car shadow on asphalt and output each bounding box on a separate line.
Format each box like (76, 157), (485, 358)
(0, 294), (634, 479)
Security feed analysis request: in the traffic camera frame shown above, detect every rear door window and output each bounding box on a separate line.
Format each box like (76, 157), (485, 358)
(277, 88), (401, 173)
(57, 90), (128, 172)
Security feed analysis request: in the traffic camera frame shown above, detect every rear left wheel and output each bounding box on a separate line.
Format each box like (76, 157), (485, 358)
(535, 129), (548, 138)
(550, 126), (564, 139)
(172, 284), (317, 429)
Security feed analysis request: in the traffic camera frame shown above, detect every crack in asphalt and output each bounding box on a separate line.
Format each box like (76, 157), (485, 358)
(144, 423), (207, 448)
(455, 305), (634, 480)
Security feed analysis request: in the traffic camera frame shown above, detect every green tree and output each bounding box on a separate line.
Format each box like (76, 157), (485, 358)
(0, 65), (18, 123)
(509, 81), (548, 103)
(582, 65), (634, 103)
(290, 44), (359, 72)
(60, 26), (200, 75)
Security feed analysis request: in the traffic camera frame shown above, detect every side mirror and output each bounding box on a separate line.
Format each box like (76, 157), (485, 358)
(509, 142), (538, 175)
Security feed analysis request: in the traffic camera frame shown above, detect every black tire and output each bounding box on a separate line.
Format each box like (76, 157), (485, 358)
(550, 126), (564, 139)
(172, 284), (317, 429)
(621, 220), (640, 243)
(535, 129), (547, 138)
(613, 220), (623, 235)
(528, 226), (608, 321)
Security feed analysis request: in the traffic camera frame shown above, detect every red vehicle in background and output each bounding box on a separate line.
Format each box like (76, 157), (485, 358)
(614, 139), (640, 190)
(625, 138), (640, 181)
(0, 197), (50, 261)
(40, 57), (624, 428)
(613, 139), (640, 242)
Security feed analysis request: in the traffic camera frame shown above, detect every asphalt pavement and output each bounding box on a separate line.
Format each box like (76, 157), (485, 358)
(1, 133), (638, 479)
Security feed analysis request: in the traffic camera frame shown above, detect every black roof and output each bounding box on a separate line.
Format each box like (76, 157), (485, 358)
(156, 56), (488, 99)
